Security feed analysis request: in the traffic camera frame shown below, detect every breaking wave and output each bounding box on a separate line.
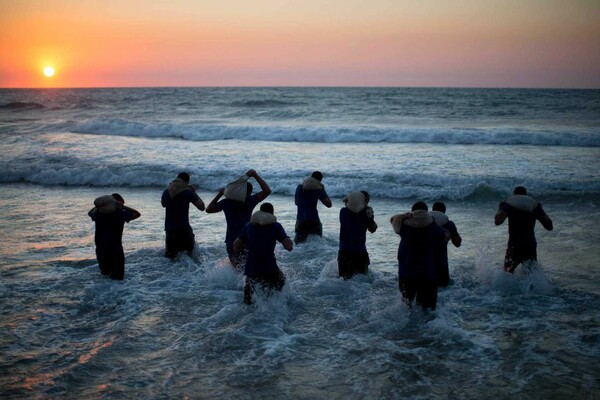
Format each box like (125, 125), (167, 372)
(69, 118), (600, 147)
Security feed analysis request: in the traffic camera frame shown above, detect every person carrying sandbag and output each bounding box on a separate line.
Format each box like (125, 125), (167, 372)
(88, 193), (141, 280)
(161, 172), (206, 259)
(294, 171), (332, 244)
(206, 169), (272, 270)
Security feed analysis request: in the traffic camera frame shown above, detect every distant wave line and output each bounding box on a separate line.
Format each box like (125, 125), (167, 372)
(0, 101), (45, 109)
(1, 170), (598, 201)
(66, 118), (600, 147)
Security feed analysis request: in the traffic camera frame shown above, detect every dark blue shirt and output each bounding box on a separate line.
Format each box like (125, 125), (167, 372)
(90, 209), (133, 253)
(434, 220), (459, 285)
(214, 194), (260, 246)
(501, 203), (545, 248)
(397, 222), (447, 280)
(436, 220), (458, 266)
(161, 189), (200, 232)
(339, 207), (376, 253)
(238, 222), (289, 276)
(295, 184), (328, 224)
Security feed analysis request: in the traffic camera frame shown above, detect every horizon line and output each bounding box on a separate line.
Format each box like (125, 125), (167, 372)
(1, 85), (599, 90)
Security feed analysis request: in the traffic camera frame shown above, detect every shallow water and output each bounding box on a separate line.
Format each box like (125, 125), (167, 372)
(1, 87), (599, 398)
(1, 185), (598, 399)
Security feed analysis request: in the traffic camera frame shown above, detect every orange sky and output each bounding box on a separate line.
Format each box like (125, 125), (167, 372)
(1, 0), (599, 88)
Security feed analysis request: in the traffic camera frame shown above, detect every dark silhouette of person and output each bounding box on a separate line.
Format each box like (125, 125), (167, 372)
(161, 172), (205, 258)
(89, 193), (141, 280)
(294, 171), (332, 243)
(338, 191), (378, 279)
(233, 202), (293, 304)
(494, 186), (553, 272)
(430, 202), (462, 286)
(206, 169), (272, 271)
(391, 201), (449, 311)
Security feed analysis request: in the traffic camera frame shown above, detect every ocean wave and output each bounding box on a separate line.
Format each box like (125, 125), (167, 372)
(1, 165), (597, 201)
(0, 101), (45, 110)
(228, 99), (305, 108)
(69, 118), (600, 147)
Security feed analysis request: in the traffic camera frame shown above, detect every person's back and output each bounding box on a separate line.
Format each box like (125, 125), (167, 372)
(397, 215), (443, 280)
(338, 191), (378, 279)
(505, 203), (539, 248)
(391, 201), (448, 311)
(161, 172), (205, 258)
(294, 171), (332, 243)
(495, 187), (553, 272)
(89, 193), (140, 280)
(92, 209), (130, 250)
(243, 219), (286, 276)
(220, 196), (260, 245)
(296, 187), (325, 222)
(206, 169), (271, 269)
(339, 207), (371, 252)
(162, 189), (198, 231)
(234, 203), (293, 304)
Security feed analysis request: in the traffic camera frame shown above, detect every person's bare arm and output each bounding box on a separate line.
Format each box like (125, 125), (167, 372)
(538, 209), (553, 231)
(451, 233), (462, 248)
(368, 222), (378, 233)
(247, 169), (272, 202)
(206, 188), (225, 213)
(321, 197), (332, 208)
(193, 197), (205, 211)
(282, 237), (293, 251)
(119, 204), (141, 220)
(233, 237), (245, 252)
(494, 202), (507, 225)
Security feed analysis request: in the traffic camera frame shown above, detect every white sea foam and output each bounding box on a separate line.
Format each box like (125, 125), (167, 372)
(68, 118), (600, 147)
(1, 133), (599, 200)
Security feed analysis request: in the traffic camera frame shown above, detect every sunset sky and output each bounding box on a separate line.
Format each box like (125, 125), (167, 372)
(1, 0), (599, 88)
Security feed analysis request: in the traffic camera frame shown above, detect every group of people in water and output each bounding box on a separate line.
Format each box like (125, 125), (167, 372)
(89, 169), (553, 310)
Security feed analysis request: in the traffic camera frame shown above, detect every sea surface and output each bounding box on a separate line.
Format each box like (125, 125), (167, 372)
(0, 87), (599, 399)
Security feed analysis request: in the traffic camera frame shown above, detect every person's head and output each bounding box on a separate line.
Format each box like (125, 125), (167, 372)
(246, 182), (254, 196)
(513, 186), (527, 195)
(311, 171), (323, 182)
(411, 201), (428, 212)
(177, 172), (190, 183)
(432, 202), (446, 213)
(360, 191), (370, 204)
(260, 202), (274, 214)
(111, 193), (125, 204)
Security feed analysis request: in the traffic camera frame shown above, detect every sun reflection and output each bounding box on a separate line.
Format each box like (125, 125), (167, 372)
(78, 340), (114, 364)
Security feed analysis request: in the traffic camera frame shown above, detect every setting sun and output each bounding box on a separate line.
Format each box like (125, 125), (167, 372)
(43, 66), (55, 77)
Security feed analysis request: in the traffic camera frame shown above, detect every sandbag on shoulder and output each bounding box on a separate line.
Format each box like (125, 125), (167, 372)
(343, 192), (366, 213)
(404, 209), (434, 228)
(302, 177), (324, 191)
(390, 213), (409, 234)
(224, 174), (250, 202)
(250, 211), (277, 226)
(430, 210), (449, 226)
(94, 195), (117, 214)
(506, 195), (538, 212)
(168, 178), (192, 199)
